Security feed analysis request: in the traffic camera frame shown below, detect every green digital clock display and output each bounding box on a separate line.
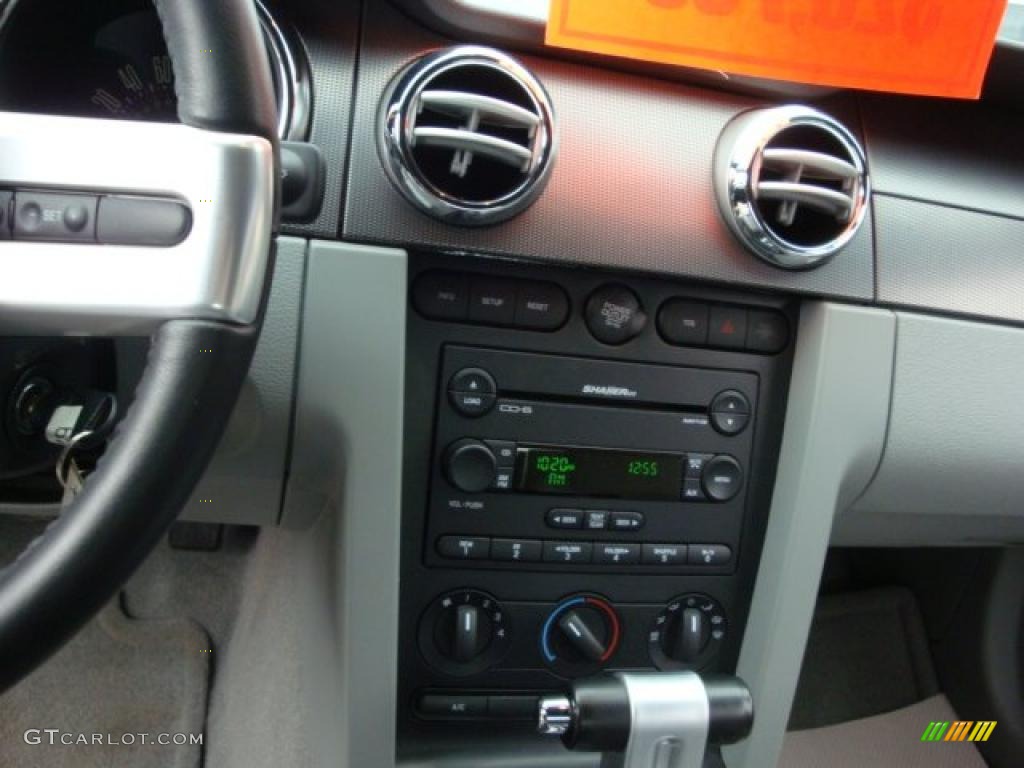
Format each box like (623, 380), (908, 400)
(518, 445), (682, 500)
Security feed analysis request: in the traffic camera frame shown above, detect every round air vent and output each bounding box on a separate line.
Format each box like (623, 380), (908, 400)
(378, 46), (557, 226)
(714, 106), (869, 270)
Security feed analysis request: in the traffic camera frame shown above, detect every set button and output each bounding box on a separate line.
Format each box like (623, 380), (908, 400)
(414, 271), (569, 331)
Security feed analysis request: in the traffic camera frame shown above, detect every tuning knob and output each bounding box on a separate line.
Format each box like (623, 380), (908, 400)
(444, 439), (497, 493)
(649, 594), (727, 671)
(542, 595), (621, 677)
(419, 590), (510, 676)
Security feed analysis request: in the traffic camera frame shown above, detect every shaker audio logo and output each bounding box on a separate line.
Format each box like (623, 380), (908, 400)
(581, 384), (638, 399)
(921, 721), (997, 743)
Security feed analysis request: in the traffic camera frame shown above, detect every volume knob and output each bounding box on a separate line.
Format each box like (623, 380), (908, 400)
(444, 439), (497, 493)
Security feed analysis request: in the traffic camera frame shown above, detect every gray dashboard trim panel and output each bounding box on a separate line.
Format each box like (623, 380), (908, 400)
(874, 195), (1024, 325)
(344, 0), (874, 300)
(181, 236), (308, 525)
(840, 312), (1024, 545)
(722, 302), (896, 768)
(282, 241), (407, 765)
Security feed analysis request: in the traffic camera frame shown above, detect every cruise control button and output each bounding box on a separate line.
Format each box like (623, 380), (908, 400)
(14, 191), (97, 242)
(543, 541), (593, 564)
(437, 536), (490, 560)
(469, 278), (516, 325)
(585, 284), (646, 345)
(413, 271), (468, 320)
(746, 310), (789, 354)
(610, 511), (645, 531)
(547, 509), (584, 529)
(688, 544), (732, 566)
(711, 410), (749, 436)
(585, 510), (609, 530)
(642, 543), (687, 565)
(702, 456), (743, 502)
(708, 306), (748, 350)
(0, 190), (11, 239)
(515, 281), (569, 330)
(595, 542), (640, 564)
(418, 694), (488, 718)
(658, 299), (709, 346)
(491, 538), (542, 562)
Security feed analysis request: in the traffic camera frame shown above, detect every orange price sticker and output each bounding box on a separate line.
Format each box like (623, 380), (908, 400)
(546, 0), (1008, 98)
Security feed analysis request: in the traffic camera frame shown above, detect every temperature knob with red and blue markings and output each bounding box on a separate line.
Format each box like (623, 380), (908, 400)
(541, 595), (621, 678)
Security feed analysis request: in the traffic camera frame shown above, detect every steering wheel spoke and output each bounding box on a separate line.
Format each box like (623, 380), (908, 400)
(0, 111), (275, 335)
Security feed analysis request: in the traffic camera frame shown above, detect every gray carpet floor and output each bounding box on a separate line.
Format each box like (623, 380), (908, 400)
(781, 693), (987, 768)
(788, 587), (939, 730)
(0, 600), (210, 768)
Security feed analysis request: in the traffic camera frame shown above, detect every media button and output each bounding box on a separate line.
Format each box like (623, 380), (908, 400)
(609, 511), (645, 531)
(688, 544), (732, 566)
(437, 536), (490, 560)
(543, 541), (593, 564)
(642, 543), (687, 565)
(595, 543), (640, 565)
(682, 477), (706, 502)
(485, 440), (517, 467)
(685, 453), (713, 479)
(491, 538), (542, 562)
(547, 509), (584, 529)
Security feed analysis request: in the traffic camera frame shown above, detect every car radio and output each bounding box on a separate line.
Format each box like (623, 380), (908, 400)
(425, 345), (756, 574)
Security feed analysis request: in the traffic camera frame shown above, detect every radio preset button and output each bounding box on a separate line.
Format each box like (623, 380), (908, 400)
(585, 510), (609, 530)
(610, 511), (645, 531)
(595, 543), (640, 565)
(547, 509), (585, 529)
(642, 543), (687, 565)
(491, 538), (542, 562)
(437, 536), (491, 560)
(543, 541), (594, 564)
(702, 455), (743, 502)
(688, 544), (732, 566)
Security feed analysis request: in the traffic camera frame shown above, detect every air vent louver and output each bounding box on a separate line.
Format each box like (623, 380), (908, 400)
(379, 47), (557, 226)
(714, 106), (869, 269)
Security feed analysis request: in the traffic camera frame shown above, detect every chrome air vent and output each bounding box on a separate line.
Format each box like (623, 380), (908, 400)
(379, 46), (557, 226)
(714, 106), (869, 270)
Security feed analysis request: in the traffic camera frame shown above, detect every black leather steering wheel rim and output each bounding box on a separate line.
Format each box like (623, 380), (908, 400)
(0, 0), (279, 691)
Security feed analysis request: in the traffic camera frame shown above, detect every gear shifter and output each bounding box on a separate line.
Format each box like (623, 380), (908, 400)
(538, 672), (753, 768)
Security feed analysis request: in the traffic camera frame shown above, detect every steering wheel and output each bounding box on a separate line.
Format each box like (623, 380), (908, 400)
(0, 0), (279, 690)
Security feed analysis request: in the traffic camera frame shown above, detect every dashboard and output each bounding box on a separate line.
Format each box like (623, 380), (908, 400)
(2, 1), (1024, 767)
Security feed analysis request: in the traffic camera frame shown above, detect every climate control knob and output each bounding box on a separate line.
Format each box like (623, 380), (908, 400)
(419, 589), (510, 676)
(444, 439), (497, 493)
(541, 595), (621, 677)
(649, 593), (727, 670)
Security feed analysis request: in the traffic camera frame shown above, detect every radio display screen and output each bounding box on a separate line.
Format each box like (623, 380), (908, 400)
(517, 445), (682, 500)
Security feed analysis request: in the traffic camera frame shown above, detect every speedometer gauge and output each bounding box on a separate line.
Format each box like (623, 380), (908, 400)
(86, 10), (177, 121)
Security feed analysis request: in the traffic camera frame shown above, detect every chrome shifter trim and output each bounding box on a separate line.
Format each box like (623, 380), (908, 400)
(0, 112), (274, 334)
(614, 672), (710, 768)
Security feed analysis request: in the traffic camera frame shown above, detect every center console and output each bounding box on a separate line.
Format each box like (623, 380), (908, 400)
(399, 252), (794, 752)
